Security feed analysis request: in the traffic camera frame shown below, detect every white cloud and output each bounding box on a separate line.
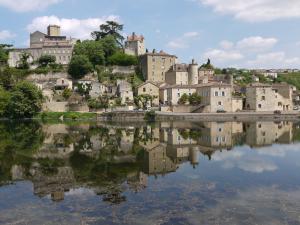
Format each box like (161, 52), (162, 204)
(0, 30), (15, 41)
(203, 49), (244, 62)
(167, 31), (199, 49)
(237, 36), (278, 52)
(219, 40), (234, 50)
(199, 0), (300, 22)
(26, 15), (120, 40)
(247, 51), (300, 68)
(0, 0), (61, 12)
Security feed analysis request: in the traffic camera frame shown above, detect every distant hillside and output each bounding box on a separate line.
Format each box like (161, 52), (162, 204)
(277, 73), (300, 90)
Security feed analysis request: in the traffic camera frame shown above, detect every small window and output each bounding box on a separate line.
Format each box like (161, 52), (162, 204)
(143, 88), (146, 92)
(215, 91), (219, 97)
(222, 91), (225, 96)
(258, 104), (262, 108)
(177, 93), (180, 97)
(262, 96), (265, 101)
(218, 101), (222, 106)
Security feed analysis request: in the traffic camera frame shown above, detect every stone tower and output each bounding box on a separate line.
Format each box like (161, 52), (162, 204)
(188, 59), (199, 85)
(47, 25), (61, 36)
(125, 32), (146, 56)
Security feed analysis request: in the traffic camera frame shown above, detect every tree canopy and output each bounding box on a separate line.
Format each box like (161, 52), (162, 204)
(108, 52), (138, 66)
(68, 55), (93, 79)
(6, 81), (43, 118)
(91, 21), (125, 47)
(38, 55), (56, 67)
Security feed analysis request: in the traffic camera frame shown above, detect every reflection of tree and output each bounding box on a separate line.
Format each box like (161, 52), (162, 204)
(0, 121), (44, 184)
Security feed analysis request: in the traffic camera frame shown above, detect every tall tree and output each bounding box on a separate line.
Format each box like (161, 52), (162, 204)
(91, 21), (125, 47)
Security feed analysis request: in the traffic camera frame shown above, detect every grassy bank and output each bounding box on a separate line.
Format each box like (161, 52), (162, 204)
(37, 112), (97, 122)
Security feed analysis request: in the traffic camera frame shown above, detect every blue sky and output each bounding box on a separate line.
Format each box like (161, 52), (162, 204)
(1, 0), (300, 69)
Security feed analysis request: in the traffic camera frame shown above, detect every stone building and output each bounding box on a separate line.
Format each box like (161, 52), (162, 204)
(117, 80), (134, 104)
(8, 25), (75, 67)
(139, 50), (177, 82)
(245, 83), (293, 112)
(124, 32), (146, 56)
(137, 81), (160, 106)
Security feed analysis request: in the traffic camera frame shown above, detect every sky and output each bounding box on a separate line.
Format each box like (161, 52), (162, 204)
(1, 0), (300, 69)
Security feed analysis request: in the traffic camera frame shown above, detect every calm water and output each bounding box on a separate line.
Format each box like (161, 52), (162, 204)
(1, 120), (300, 225)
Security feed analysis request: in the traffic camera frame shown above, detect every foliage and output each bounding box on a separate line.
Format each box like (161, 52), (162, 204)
(134, 94), (157, 110)
(88, 96), (109, 110)
(275, 73), (300, 90)
(38, 55), (56, 67)
(0, 44), (12, 66)
(200, 58), (214, 70)
(73, 40), (105, 66)
(91, 21), (125, 47)
(76, 82), (92, 98)
(188, 93), (202, 105)
(62, 88), (72, 100)
(178, 93), (189, 105)
(6, 81), (43, 118)
(0, 86), (10, 117)
(108, 52), (138, 66)
(68, 55), (93, 79)
(0, 67), (30, 90)
(144, 110), (156, 122)
(17, 52), (31, 70)
(38, 112), (97, 121)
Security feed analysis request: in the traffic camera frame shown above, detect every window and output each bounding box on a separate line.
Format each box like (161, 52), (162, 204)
(262, 96), (265, 101)
(218, 101), (222, 106)
(177, 93), (180, 97)
(222, 91), (225, 96)
(218, 128), (222, 132)
(258, 104), (262, 108)
(215, 91), (219, 96)
(278, 102), (282, 106)
(143, 88), (146, 92)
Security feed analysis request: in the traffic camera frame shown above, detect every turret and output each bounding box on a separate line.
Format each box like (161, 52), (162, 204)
(188, 59), (198, 85)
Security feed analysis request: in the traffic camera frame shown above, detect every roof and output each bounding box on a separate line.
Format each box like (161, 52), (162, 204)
(137, 81), (160, 89)
(143, 50), (177, 58)
(168, 64), (189, 72)
(160, 82), (232, 90)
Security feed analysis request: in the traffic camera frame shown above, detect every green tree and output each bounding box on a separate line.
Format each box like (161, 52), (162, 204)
(73, 40), (105, 66)
(62, 88), (72, 100)
(17, 52), (31, 69)
(91, 21), (125, 47)
(178, 93), (189, 105)
(135, 94), (156, 110)
(0, 44), (12, 66)
(68, 55), (93, 79)
(108, 52), (138, 66)
(0, 86), (10, 117)
(38, 55), (56, 67)
(6, 81), (43, 118)
(188, 93), (202, 105)
(100, 35), (119, 59)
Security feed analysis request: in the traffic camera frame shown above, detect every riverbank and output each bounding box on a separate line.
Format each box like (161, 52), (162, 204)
(98, 111), (300, 122)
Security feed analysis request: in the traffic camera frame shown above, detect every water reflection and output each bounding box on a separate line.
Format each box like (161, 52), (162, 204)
(1, 120), (300, 224)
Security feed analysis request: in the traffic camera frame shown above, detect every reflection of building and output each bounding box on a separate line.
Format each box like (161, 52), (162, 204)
(246, 121), (293, 147)
(36, 124), (74, 159)
(32, 167), (75, 202)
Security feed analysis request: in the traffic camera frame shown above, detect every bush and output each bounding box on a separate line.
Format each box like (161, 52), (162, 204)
(38, 55), (56, 67)
(178, 93), (189, 105)
(6, 81), (43, 118)
(0, 86), (10, 117)
(68, 55), (93, 79)
(62, 88), (72, 100)
(189, 93), (202, 105)
(108, 52), (138, 66)
(144, 110), (156, 122)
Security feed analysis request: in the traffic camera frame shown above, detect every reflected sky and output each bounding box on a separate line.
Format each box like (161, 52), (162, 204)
(0, 121), (300, 225)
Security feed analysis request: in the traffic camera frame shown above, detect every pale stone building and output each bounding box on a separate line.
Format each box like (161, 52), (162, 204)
(117, 80), (134, 104)
(137, 81), (160, 106)
(245, 83), (293, 112)
(139, 50), (177, 82)
(9, 25), (75, 67)
(165, 60), (199, 86)
(124, 32), (146, 56)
